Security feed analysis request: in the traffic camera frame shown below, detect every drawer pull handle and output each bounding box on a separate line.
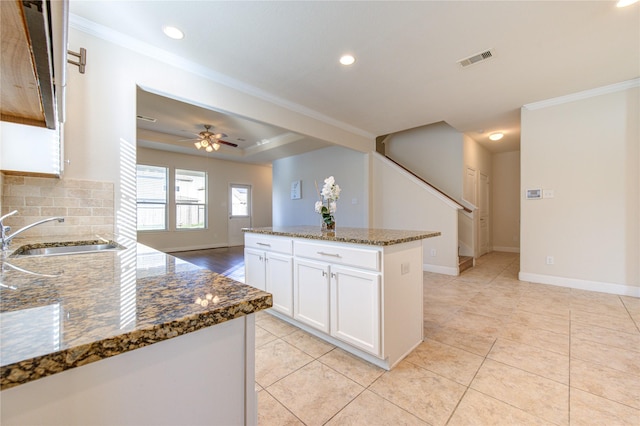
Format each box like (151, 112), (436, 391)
(317, 251), (341, 258)
(256, 242), (271, 247)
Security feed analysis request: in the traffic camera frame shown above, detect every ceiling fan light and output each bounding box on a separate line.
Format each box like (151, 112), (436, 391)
(205, 145), (213, 152)
(213, 142), (221, 151)
(194, 141), (202, 149)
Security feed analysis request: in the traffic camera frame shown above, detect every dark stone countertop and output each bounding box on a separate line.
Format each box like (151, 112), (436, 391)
(243, 226), (440, 246)
(0, 240), (272, 390)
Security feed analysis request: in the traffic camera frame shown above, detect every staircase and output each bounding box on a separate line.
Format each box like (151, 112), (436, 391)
(458, 256), (474, 274)
(374, 149), (477, 276)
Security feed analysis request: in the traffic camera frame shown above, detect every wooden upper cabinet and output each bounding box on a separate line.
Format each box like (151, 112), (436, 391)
(0, 0), (48, 128)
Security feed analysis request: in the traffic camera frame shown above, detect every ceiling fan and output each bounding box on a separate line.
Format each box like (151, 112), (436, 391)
(182, 124), (238, 152)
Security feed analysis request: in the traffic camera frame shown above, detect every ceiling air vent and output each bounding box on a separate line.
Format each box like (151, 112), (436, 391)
(136, 115), (157, 123)
(457, 49), (494, 68)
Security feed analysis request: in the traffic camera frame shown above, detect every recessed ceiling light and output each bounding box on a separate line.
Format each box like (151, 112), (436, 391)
(163, 25), (184, 40)
(617, 0), (638, 7)
(489, 133), (504, 141)
(339, 54), (356, 66)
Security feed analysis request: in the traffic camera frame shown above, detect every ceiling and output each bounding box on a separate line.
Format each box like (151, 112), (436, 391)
(70, 1), (639, 162)
(136, 89), (332, 164)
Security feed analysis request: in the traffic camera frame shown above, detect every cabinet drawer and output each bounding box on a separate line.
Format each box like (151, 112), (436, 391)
(294, 240), (380, 271)
(244, 234), (293, 255)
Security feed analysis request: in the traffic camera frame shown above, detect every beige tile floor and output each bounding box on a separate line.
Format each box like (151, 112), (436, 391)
(255, 252), (640, 425)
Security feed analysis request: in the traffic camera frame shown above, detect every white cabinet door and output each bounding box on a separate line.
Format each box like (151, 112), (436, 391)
(244, 248), (266, 291)
(293, 259), (330, 333)
(330, 266), (381, 356)
(266, 252), (293, 317)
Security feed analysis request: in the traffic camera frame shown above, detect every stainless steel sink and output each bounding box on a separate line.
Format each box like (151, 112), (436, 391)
(9, 241), (125, 257)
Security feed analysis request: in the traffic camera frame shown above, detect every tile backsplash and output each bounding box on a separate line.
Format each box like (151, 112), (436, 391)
(1, 174), (115, 243)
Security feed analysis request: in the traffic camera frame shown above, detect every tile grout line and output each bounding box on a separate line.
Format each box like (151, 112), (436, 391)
(261, 386), (307, 425)
(619, 295), (640, 334)
(443, 337), (498, 426)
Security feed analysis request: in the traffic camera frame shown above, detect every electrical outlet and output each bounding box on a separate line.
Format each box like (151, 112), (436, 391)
(401, 262), (410, 275)
(546, 256), (554, 265)
(430, 249), (437, 257)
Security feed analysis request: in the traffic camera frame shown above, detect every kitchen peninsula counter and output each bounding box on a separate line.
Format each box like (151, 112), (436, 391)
(1, 240), (272, 425)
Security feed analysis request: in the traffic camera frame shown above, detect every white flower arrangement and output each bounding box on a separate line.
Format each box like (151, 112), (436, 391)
(315, 176), (341, 229)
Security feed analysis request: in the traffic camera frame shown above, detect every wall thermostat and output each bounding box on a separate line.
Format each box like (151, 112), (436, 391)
(290, 180), (301, 200)
(526, 188), (542, 200)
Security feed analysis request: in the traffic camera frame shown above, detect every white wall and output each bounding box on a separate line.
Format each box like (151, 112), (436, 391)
(492, 151), (521, 252)
(137, 147), (272, 252)
(371, 153), (460, 275)
(61, 26), (373, 243)
(385, 121), (464, 201)
(272, 146), (368, 227)
(520, 81), (639, 296)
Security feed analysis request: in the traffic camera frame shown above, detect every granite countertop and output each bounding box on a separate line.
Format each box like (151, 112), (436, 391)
(243, 226), (441, 246)
(0, 240), (272, 390)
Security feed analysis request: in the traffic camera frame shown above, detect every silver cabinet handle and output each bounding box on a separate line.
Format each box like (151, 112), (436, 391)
(257, 242), (271, 247)
(317, 251), (341, 258)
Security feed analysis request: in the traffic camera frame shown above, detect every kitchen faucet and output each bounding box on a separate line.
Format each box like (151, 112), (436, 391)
(0, 210), (65, 250)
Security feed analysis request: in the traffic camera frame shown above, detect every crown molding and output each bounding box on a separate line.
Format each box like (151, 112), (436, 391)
(69, 14), (375, 140)
(523, 78), (640, 110)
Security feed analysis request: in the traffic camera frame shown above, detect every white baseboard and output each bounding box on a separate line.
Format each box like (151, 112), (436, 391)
(492, 246), (520, 253)
(519, 272), (640, 297)
(423, 263), (459, 276)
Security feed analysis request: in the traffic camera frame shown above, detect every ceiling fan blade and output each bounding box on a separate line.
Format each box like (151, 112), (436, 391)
(218, 140), (238, 148)
(178, 138), (200, 142)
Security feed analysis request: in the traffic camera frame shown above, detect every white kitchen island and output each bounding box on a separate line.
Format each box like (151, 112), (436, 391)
(244, 226), (440, 370)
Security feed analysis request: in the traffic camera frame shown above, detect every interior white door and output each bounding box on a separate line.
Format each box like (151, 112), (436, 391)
(228, 184), (252, 246)
(479, 173), (490, 256)
(463, 166), (477, 206)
